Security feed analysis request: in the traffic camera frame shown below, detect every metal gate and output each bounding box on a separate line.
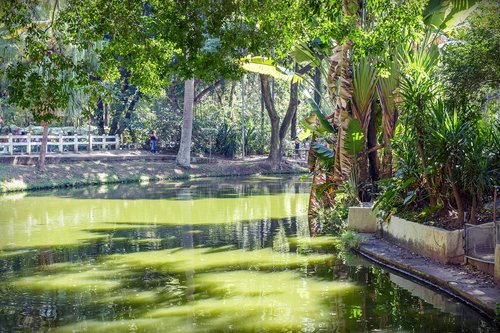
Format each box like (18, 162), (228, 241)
(465, 222), (496, 263)
(464, 186), (499, 264)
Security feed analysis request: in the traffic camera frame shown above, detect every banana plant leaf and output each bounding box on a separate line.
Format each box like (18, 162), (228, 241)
(297, 129), (311, 141)
(290, 42), (320, 67)
(306, 98), (335, 133)
(344, 119), (365, 157)
(312, 141), (334, 159)
(240, 56), (302, 83)
(423, 0), (478, 30)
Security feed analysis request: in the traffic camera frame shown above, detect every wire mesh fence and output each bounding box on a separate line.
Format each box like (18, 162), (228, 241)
(465, 222), (496, 263)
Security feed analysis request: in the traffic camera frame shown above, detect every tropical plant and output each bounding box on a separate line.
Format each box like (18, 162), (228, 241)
(215, 120), (240, 158)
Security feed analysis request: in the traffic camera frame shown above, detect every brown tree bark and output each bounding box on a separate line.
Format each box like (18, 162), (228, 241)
(279, 64), (299, 158)
(448, 165), (464, 227)
(260, 71), (299, 169)
(260, 74), (280, 169)
(367, 105), (380, 182)
(37, 120), (49, 171)
(118, 90), (142, 136)
(313, 67), (321, 107)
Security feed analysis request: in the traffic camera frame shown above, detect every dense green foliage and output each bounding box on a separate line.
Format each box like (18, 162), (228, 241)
(0, 0), (498, 229)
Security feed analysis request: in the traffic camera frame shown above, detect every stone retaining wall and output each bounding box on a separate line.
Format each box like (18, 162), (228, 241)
(381, 216), (464, 265)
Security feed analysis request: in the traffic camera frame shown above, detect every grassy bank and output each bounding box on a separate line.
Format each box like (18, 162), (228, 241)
(0, 158), (308, 193)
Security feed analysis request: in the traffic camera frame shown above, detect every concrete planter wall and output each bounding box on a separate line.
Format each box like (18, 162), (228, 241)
(381, 216), (464, 265)
(347, 206), (377, 233)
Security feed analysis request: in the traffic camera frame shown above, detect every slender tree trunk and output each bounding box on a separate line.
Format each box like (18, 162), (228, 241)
(367, 105), (379, 182)
(241, 75), (246, 159)
(313, 67), (321, 107)
(37, 120), (49, 171)
(448, 165), (464, 227)
(417, 127), (437, 206)
(260, 74), (280, 169)
(104, 102), (110, 129)
(469, 195), (479, 225)
(119, 90), (142, 136)
(379, 82), (396, 178)
(228, 81), (236, 108)
(291, 63), (302, 140)
(176, 78), (195, 168)
(260, 82), (265, 131)
(279, 70), (299, 159)
(109, 80), (130, 135)
(95, 98), (105, 135)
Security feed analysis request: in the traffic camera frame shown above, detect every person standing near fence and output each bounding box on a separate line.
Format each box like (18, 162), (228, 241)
(150, 130), (157, 154)
(294, 137), (301, 159)
(304, 138), (310, 159)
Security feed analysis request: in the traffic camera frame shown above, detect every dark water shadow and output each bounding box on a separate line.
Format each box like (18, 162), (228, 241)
(0, 216), (302, 275)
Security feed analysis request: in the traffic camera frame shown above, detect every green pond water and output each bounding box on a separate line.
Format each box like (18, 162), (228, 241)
(0, 176), (495, 332)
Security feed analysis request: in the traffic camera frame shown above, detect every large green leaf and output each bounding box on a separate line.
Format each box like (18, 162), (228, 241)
(344, 119), (365, 157)
(297, 129), (311, 141)
(312, 141), (334, 159)
(423, 0), (479, 30)
(240, 56), (302, 83)
(352, 58), (378, 128)
(306, 97), (335, 134)
(289, 42), (320, 67)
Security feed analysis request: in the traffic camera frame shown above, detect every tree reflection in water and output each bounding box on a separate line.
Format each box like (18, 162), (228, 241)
(0, 176), (495, 332)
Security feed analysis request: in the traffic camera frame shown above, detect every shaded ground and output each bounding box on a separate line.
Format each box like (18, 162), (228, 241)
(0, 152), (308, 193)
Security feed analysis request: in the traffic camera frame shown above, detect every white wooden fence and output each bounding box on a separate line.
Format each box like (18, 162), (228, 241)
(0, 134), (120, 155)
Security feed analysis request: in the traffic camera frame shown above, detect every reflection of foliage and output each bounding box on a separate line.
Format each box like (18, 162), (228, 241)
(0, 177), (495, 332)
(272, 223), (290, 253)
(317, 174), (361, 236)
(341, 231), (363, 250)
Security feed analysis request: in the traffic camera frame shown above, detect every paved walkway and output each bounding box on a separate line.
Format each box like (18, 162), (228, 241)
(356, 234), (500, 319)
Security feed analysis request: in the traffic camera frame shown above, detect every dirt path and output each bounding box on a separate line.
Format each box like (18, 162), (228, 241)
(0, 155), (308, 193)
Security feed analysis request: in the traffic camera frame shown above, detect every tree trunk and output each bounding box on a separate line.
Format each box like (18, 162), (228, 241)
(279, 71), (299, 158)
(260, 81), (265, 132)
(290, 63), (302, 140)
(241, 76), (246, 159)
(260, 74), (280, 169)
(119, 90), (142, 136)
(367, 105), (380, 182)
(417, 128), (437, 207)
(328, 42), (354, 186)
(37, 120), (49, 171)
(313, 67), (321, 107)
(378, 83), (396, 178)
(104, 102), (110, 129)
(96, 98), (105, 135)
(448, 165), (464, 227)
(176, 78), (195, 168)
(228, 81), (236, 108)
(109, 80), (130, 135)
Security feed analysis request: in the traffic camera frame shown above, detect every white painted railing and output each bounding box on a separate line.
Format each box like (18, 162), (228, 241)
(0, 134), (120, 155)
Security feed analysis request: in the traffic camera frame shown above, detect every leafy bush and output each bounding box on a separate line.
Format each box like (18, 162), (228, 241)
(215, 120), (240, 158)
